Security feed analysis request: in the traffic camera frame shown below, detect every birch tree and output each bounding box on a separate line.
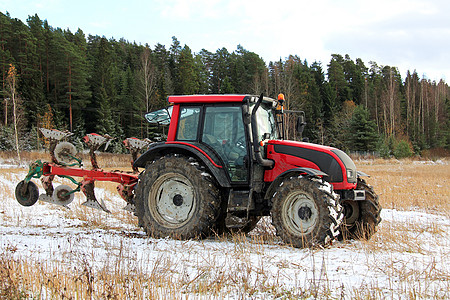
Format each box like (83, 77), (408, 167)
(138, 45), (156, 137)
(6, 64), (20, 160)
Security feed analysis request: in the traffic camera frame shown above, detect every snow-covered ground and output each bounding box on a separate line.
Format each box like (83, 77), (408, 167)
(0, 166), (449, 299)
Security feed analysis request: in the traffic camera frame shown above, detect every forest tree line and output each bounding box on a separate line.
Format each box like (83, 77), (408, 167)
(0, 12), (449, 156)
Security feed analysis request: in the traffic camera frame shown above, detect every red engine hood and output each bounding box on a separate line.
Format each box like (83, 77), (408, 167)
(265, 139), (357, 190)
(267, 140), (336, 153)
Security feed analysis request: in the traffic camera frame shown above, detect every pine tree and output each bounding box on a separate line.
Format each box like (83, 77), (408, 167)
(348, 105), (378, 151)
(178, 45), (198, 94)
(0, 12), (13, 126)
(328, 54), (349, 104)
(211, 47), (231, 93)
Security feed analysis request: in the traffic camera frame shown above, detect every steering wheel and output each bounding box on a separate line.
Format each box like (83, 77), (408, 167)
(224, 135), (246, 161)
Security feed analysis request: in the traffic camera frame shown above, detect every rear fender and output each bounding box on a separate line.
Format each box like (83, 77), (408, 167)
(133, 142), (231, 188)
(264, 167), (328, 201)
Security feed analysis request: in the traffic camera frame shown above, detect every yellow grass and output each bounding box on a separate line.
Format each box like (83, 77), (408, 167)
(0, 150), (133, 169)
(355, 158), (449, 216)
(1, 153), (449, 299)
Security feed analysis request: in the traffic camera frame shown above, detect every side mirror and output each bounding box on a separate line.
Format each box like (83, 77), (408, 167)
(242, 104), (251, 125)
(296, 114), (306, 135)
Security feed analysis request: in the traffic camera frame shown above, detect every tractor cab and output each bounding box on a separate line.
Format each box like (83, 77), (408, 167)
(143, 95), (279, 184)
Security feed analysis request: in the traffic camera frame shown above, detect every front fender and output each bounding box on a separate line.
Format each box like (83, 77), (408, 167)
(264, 167), (328, 200)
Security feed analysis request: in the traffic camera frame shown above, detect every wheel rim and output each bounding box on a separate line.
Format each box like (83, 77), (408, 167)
(281, 191), (318, 235)
(149, 173), (195, 228)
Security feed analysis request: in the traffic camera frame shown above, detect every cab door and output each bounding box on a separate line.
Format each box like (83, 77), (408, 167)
(201, 106), (248, 182)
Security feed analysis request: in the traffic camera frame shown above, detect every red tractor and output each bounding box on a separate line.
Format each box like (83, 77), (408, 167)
(15, 94), (381, 248)
(133, 94), (381, 247)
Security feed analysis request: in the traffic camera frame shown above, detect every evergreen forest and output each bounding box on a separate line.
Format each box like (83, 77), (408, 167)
(1, 12), (449, 157)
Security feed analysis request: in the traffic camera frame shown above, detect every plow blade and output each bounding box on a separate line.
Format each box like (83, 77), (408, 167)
(39, 194), (71, 209)
(81, 198), (111, 213)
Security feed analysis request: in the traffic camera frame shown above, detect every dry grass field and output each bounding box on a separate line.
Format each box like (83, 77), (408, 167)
(0, 152), (449, 299)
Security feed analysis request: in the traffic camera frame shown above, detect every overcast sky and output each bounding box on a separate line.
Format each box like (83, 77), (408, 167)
(3, 0), (449, 81)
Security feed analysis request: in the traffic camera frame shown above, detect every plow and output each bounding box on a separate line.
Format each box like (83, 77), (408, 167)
(15, 128), (150, 213)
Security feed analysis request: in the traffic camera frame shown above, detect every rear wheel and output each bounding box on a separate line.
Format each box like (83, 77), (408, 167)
(271, 176), (343, 248)
(340, 178), (381, 240)
(135, 155), (221, 239)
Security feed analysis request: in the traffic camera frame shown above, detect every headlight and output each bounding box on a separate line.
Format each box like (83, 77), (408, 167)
(347, 170), (354, 180)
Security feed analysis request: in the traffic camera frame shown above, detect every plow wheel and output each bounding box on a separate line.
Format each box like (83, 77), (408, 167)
(135, 155), (221, 239)
(340, 178), (382, 241)
(52, 185), (75, 206)
(15, 181), (39, 207)
(54, 142), (77, 164)
(271, 176), (343, 248)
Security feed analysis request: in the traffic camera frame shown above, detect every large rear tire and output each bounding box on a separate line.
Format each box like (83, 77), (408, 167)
(135, 155), (221, 239)
(340, 178), (381, 240)
(271, 176), (343, 248)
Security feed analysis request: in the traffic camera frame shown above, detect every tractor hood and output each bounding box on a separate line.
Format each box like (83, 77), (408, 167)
(266, 140), (358, 184)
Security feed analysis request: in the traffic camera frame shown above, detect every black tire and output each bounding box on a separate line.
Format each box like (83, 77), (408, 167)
(271, 176), (343, 248)
(135, 155), (221, 239)
(15, 180), (39, 207)
(340, 178), (382, 240)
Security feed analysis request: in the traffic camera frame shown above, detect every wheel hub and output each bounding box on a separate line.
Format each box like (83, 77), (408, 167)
(173, 194), (184, 206)
(298, 206), (312, 220)
(343, 200), (360, 226)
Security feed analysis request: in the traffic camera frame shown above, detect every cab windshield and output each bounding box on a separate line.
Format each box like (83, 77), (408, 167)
(251, 102), (278, 140)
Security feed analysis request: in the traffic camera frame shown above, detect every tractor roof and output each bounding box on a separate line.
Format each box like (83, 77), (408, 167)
(167, 94), (275, 104)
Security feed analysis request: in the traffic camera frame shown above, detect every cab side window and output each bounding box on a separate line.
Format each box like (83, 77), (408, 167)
(176, 107), (201, 141)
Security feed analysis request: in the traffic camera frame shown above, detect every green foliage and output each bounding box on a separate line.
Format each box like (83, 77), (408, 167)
(0, 11), (448, 156)
(377, 136), (414, 159)
(393, 140), (414, 159)
(0, 125), (14, 150)
(376, 138), (391, 159)
(348, 105), (378, 151)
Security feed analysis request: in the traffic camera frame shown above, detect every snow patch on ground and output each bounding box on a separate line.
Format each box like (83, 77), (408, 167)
(0, 164), (449, 298)
(412, 160), (447, 165)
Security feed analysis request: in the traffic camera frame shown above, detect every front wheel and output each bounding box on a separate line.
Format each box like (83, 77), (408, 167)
(340, 178), (381, 240)
(271, 176), (343, 248)
(135, 155), (221, 239)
